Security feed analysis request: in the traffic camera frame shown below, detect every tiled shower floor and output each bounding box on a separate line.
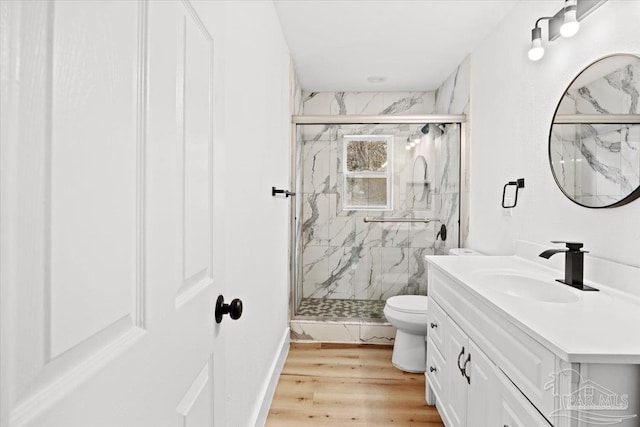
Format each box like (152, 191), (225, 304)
(296, 298), (387, 320)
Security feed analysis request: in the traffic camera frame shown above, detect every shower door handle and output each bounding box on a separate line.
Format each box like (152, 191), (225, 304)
(272, 186), (295, 198)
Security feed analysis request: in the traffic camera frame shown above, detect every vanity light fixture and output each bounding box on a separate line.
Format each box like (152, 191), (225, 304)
(527, 0), (606, 61)
(560, 0), (580, 37)
(528, 24), (546, 61)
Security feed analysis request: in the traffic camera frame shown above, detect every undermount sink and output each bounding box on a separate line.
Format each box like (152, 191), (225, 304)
(472, 270), (580, 303)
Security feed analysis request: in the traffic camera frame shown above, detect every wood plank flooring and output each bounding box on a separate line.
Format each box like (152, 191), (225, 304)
(266, 343), (445, 426)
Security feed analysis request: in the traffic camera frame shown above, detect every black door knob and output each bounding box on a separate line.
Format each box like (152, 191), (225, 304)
(215, 295), (243, 324)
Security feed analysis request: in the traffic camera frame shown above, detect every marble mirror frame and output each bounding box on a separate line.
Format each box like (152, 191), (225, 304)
(548, 54), (640, 208)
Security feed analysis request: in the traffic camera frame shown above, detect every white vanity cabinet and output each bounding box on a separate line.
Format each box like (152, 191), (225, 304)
(426, 266), (555, 427)
(425, 249), (640, 427)
(427, 297), (549, 427)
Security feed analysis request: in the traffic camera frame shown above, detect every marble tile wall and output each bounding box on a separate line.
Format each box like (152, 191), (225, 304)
(297, 92), (461, 302)
(303, 91), (435, 117)
(292, 66), (304, 310)
(434, 56), (470, 247)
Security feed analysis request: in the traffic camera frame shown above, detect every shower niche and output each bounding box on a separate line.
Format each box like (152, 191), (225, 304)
(292, 120), (461, 325)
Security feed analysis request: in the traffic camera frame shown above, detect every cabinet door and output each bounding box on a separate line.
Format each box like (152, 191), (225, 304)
(444, 319), (469, 427)
(467, 341), (498, 426)
(495, 367), (551, 427)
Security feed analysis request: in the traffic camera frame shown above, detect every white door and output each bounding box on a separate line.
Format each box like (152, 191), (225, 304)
(0, 1), (227, 426)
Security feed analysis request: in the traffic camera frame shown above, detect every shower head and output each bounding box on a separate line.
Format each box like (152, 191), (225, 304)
(407, 123), (449, 147)
(420, 123), (447, 135)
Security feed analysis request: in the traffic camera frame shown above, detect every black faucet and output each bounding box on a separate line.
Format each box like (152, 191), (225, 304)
(539, 241), (598, 291)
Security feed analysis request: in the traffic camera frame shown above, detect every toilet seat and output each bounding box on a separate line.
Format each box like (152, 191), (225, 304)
(386, 295), (428, 314)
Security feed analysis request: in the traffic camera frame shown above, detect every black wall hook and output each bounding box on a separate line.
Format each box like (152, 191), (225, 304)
(502, 178), (525, 208)
(272, 186), (295, 198)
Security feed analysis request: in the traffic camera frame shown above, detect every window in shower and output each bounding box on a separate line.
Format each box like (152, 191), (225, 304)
(343, 135), (393, 210)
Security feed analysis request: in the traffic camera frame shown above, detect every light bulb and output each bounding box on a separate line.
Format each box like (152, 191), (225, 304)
(409, 141), (416, 148)
(413, 138), (421, 145)
(560, 7), (579, 37)
(528, 27), (544, 61)
(405, 144), (411, 151)
(528, 38), (544, 61)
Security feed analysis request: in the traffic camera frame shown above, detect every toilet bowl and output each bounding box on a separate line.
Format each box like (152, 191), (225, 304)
(384, 295), (429, 373)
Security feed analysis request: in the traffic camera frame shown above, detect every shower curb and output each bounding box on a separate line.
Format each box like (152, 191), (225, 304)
(290, 319), (395, 345)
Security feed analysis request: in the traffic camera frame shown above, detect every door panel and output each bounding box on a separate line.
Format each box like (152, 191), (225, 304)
(176, 360), (215, 427)
(49, 0), (140, 359)
(1, 0), (145, 414)
(178, 5), (214, 304)
(0, 1), (219, 426)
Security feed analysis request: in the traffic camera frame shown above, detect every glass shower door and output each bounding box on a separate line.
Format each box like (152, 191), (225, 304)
(293, 122), (460, 320)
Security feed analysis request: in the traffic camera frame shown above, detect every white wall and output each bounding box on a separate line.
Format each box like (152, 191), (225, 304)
(192, 1), (292, 425)
(468, 0), (640, 266)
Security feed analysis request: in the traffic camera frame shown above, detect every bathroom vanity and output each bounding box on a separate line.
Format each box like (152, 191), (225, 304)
(425, 243), (640, 427)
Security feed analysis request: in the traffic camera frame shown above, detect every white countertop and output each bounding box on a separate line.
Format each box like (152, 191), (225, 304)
(426, 254), (640, 364)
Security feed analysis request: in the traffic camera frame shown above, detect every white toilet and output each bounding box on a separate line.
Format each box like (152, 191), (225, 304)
(384, 295), (429, 373)
(385, 248), (484, 373)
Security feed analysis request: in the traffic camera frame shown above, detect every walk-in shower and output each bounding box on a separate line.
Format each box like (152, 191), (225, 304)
(290, 115), (463, 325)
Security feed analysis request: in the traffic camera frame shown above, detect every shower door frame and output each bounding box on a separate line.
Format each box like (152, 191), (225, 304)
(288, 114), (467, 321)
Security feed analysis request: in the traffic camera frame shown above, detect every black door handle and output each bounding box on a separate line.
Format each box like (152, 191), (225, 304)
(215, 295), (243, 323)
(272, 186), (295, 198)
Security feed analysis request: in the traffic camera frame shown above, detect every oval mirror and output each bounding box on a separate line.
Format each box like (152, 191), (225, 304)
(549, 54), (640, 208)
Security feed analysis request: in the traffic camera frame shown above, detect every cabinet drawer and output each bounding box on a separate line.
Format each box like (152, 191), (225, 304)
(429, 266), (557, 417)
(428, 298), (447, 355)
(426, 337), (446, 402)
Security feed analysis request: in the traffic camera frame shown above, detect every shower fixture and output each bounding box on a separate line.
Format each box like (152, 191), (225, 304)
(405, 123), (447, 150)
(419, 123), (446, 134)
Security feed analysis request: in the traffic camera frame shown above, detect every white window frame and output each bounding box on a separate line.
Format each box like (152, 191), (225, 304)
(342, 134), (393, 211)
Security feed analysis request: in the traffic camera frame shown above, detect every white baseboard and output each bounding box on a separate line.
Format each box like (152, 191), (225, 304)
(251, 327), (290, 427)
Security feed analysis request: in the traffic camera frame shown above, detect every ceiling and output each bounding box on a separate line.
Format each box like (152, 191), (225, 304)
(274, 0), (520, 92)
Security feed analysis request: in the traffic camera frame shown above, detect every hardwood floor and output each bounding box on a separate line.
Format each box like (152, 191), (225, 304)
(266, 343), (445, 426)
